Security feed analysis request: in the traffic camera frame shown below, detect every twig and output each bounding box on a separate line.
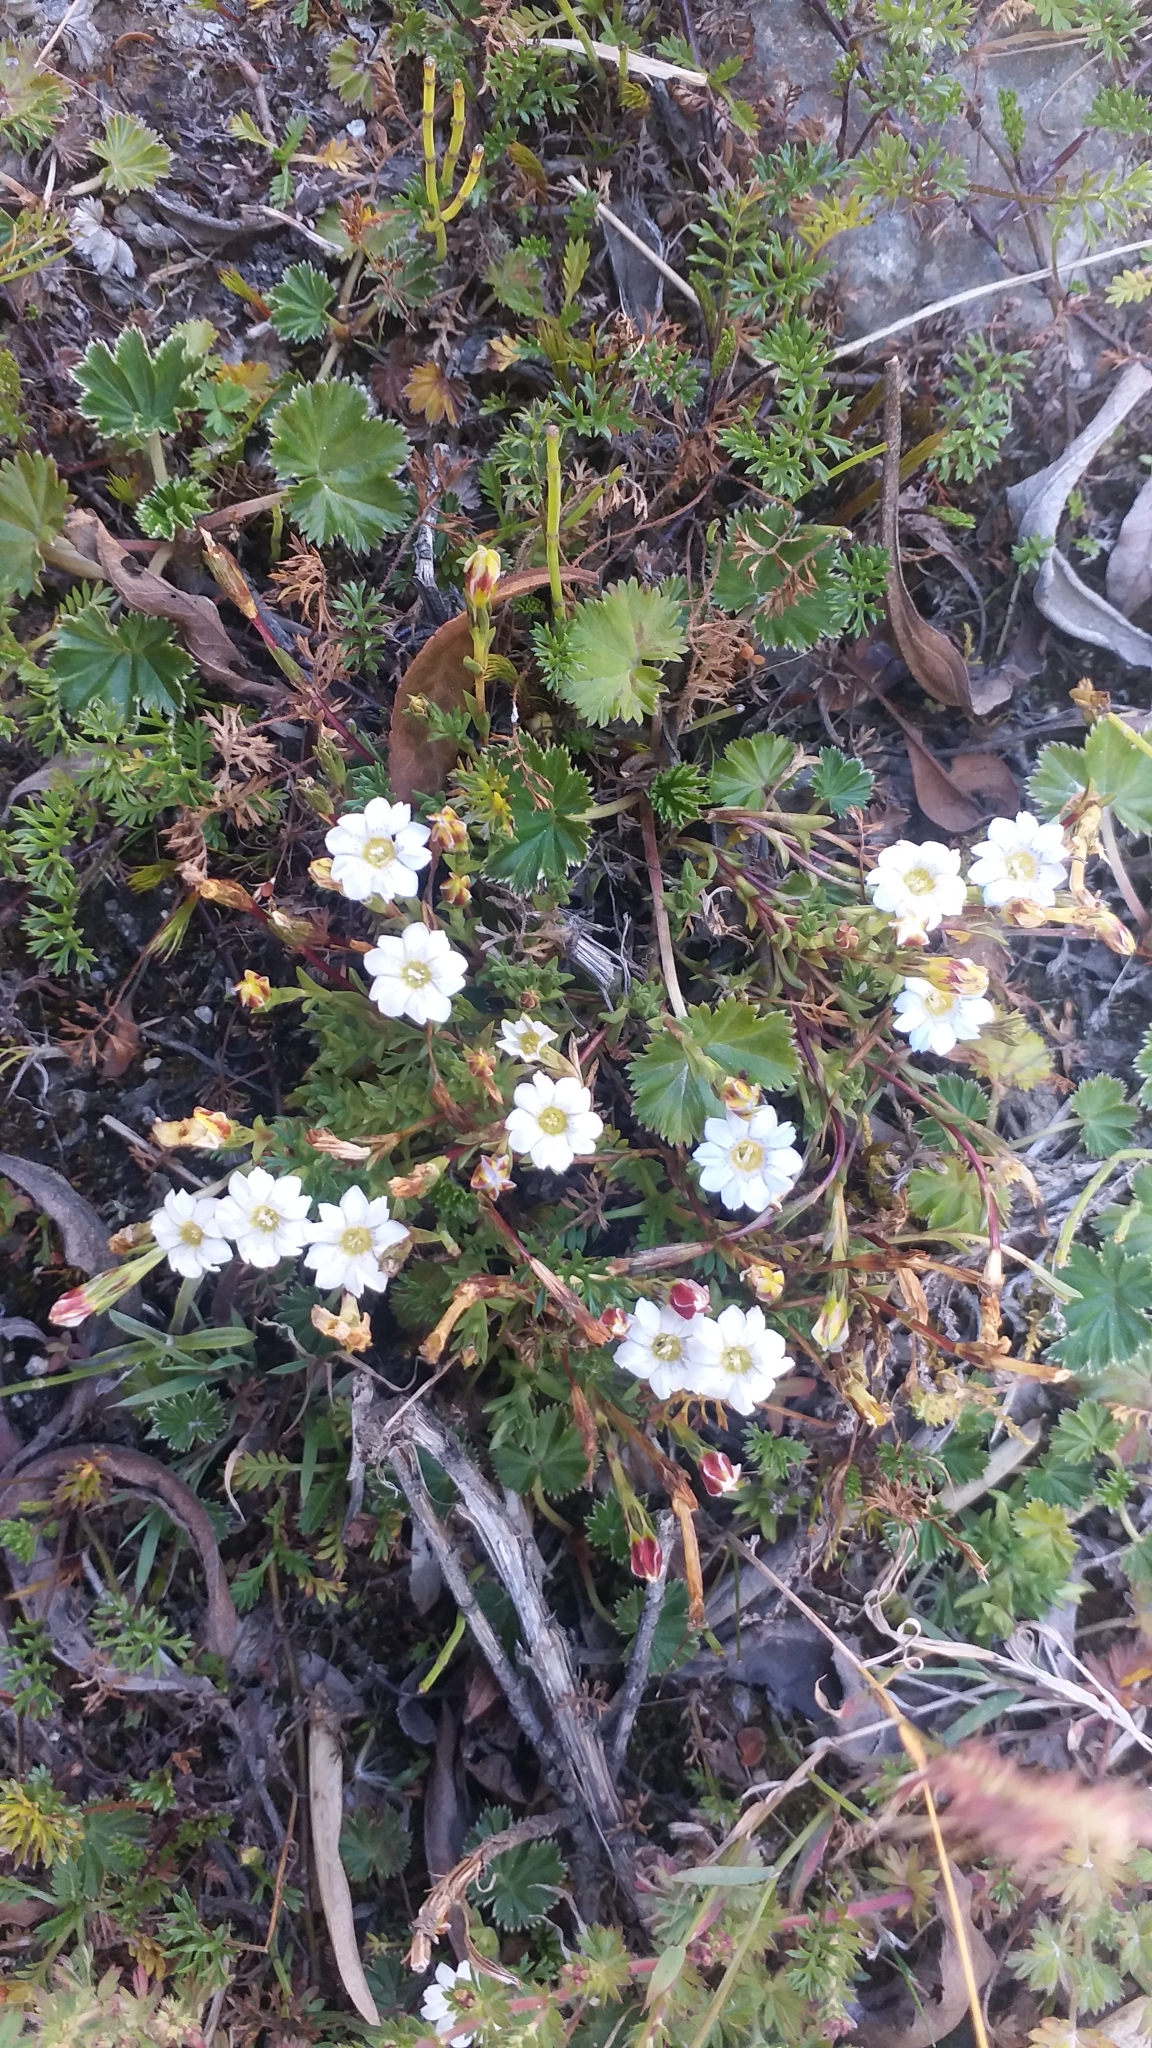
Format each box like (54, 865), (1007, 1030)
(1101, 805), (1151, 932)
(831, 233), (1152, 361)
(639, 799), (688, 1018)
(607, 1509), (675, 1771)
(256, 205), (345, 254)
(36, 0), (85, 67)
(566, 178), (701, 311)
(536, 36), (708, 85)
(407, 1808), (578, 1970)
(100, 1115), (210, 1190)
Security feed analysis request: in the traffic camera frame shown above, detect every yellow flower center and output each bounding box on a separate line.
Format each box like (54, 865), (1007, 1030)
(251, 1205), (280, 1232)
(1004, 849), (1038, 883)
(729, 1138), (764, 1173)
(921, 987), (954, 1016)
(905, 865), (936, 896)
(178, 1220), (205, 1247)
(720, 1344), (754, 1377)
(362, 835), (395, 867)
(519, 1027), (543, 1055)
(652, 1332), (683, 1362)
(537, 1106), (568, 1136)
(402, 960), (432, 988)
(340, 1226), (373, 1256)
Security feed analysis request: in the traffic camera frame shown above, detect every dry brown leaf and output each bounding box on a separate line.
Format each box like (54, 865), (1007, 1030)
(309, 1706), (380, 2025)
(389, 566), (598, 800)
(882, 361), (974, 715)
(404, 358), (468, 427)
(1106, 473), (1152, 618)
(0, 1154), (112, 1273)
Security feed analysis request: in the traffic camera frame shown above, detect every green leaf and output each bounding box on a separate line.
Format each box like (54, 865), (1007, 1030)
(629, 997), (798, 1145)
(1138, 1023), (1152, 1109)
(267, 262), (336, 343)
(811, 746), (873, 816)
(1083, 715), (1152, 833)
(483, 741), (591, 894)
(1028, 740), (1087, 820)
(136, 475), (211, 541)
(269, 380), (410, 551)
(0, 40), (70, 148)
(328, 36), (379, 108)
(50, 603), (193, 722)
(712, 506), (857, 649)
(485, 246), (547, 318)
(489, 1406), (590, 1498)
(1047, 1398), (1120, 1465)
(907, 1153), (989, 1235)
(914, 1074), (991, 1148)
(73, 329), (198, 445)
(1048, 1240), (1152, 1374)
(90, 112), (172, 195)
(615, 1580), (697, 1674)
(549, 580), (687, 727)
(1097, 1168), (1152, 1255)
(1069, 1074), (1139, 1158)
(0, 449), (67, 597)
(709, 731), (796, 809)
(649, 762), (707, 828)
(470, 1837), (566, 1929)
(340, 1807), (410, 1883)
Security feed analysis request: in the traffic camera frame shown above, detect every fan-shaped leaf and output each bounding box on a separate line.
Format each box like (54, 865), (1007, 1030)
(547, 579), (687, 727)
(73, 330), (198, 445)
(50, 603), (193, 722)
(0, 450), (68, 597)
(91, 112), (172, 195)
(269, 381), (410, 551)
(483, 741), (590, 894)
(267, 262), (336, 343)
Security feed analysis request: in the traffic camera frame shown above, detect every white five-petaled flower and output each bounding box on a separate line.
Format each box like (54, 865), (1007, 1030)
(364, 922), (468, 1026)
(693, 1105), (803, 1214)
(150, 1189), (232, 1280)
(865, 839), (967, 943)
(504, 1072), (603, 1173)
(893, 976), (995, 1057)
(302, 1184), (408, 1298)
(687, 1304), (794, 1415)
(968, 811), (1068, 910)
(496, 1014), (558, 1064)
(324, 798), (431, 904)
(215, 1167), (313, 1270)
(420, 1960), (475, 2046)
(614, 1299), (702, 1401)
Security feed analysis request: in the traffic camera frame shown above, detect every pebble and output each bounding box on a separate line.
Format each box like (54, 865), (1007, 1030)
(194, 1005), (214, 1025)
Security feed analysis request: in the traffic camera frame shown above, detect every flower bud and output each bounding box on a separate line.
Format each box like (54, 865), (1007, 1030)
(471, 1152), (514, 1197)
(197, 876), (255, 912)
(310, 1293), (373, 1354)
(306, 1128), (374, 1162)
(429, 805), (469, 853)
(743, 1262), (785, 1305)
(629, 1535), (663, 1582)
(812, 1292), (849, 1352)
(698, 1450), (742, 1497)
(440, 871), (472, 908)
(923, 956), (989, 1000)
(719, 1076), (760, 1115)
(463, 545), (501, 608)
(233, 970), (272, 1011)
(599, 1303), (630, 1339)
(833, 922), (860, 951)
(668, 1279), (710, 1320)
(893, 913), (931, 948)
(49, 1245), (166, 1327)
(308, 857), (345, 894)
(387, 1159), (445, 1200)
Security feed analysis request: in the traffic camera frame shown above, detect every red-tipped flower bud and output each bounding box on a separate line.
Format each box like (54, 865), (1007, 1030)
(698, 1450), (742, 1496)
(669, 1279), (711, 1320)
(629, 1535), (663, 1582)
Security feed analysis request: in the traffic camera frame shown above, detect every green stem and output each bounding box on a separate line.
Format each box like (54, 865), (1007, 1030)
(582, 792), (643, 821)
(545, 423), (566, 619)
(552, 0), (606, 80)
(168, 1274), (200, 1337)
(1054, 1148), (1152, 1268)
(419, 1609), (467, 1692)
(146, 431), (168, 487)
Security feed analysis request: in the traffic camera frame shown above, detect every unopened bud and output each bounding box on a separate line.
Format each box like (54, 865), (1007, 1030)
(599, 1303), (630, 1339)
(463, 544), (501, 607)
(49, 1245), (166, 1327)
(197, 876), (255, 912)
(233, 970), (272, 1010)
(629, 1535), (663, 1583)
(812, 1292), (849, 1352)
(308, 857), (345, 894)
(719, 1076), (760, 1115)
(266, 907), (324, 945)
(306, 1128), (374, 1162)
(743, 1262), (785, 1305)
(668, 1279), (710, 1320)
(471, 1152), (515, 1197)
(440, 872), (472, 908)
(924, 956), (989, 1000)
(833, 923), (860, 952)
(429, 806), (469, 853)
(698, 1450), (742, 1497)
(387, 1159), (445, 1200)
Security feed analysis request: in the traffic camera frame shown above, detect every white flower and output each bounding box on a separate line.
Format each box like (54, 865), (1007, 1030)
(215, 1167), (313, 1269)
(614, 1299), (703, 1400)
(892, 976), (994, 1056)
(693, 1105), (803, 1214)
(325, 797), (432, 904)
(687, 1304), (793, 1415)
(865, 840), (967, 941)
(496, 1015), (558, 1064)
(420, 1960), (475, 2046)
(968, 811), (1067, 910)
(364, 922), (468, 1026)
(302, 1184), (408, 1297)
(150, 1189), (232, 1280)
(504, 1072), (603, 1173)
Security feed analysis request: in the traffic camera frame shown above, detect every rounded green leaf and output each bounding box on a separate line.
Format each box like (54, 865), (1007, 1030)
(50, 604), (193, 722)
(269, 380), (410, 551)
(0, 449), (68, 597)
